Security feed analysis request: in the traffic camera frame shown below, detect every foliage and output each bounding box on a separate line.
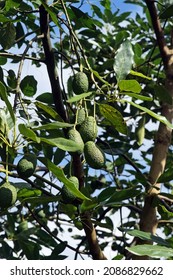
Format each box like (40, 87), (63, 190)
(0, 0), (173, 260)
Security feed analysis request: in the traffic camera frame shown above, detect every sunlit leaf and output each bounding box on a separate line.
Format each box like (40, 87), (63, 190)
(126, 244), (173, 259)
(121, 92), (152, 101)
(130, 70), (152, 80)
(33, 121), (73, 131)
(118, 80), (142, 93)
(125, 100), (173, 129)
(91, 70), (111, 86)
(40, 137), (82, 152)
(125, 229), (169, 246)
(17, 188), (42, 199)
(114, 41), (134, 81)
(19, 124), (40, 143)
(67, 92), (93, 103)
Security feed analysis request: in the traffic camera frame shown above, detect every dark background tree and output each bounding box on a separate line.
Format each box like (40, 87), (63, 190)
(0, 0), (173, 260)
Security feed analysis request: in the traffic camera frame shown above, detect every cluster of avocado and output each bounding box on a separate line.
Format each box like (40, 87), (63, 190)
(69, 71), (106, 170)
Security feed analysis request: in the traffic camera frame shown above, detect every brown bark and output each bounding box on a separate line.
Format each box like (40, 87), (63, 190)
(81, 211), (107, 260)
(135, 1), (173, 258)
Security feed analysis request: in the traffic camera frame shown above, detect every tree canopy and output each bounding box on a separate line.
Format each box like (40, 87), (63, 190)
(0, 0), (173, 260)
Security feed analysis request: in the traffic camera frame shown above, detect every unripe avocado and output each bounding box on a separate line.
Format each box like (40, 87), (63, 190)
(61, 176), (79, 204)
(79, 116), (98, 142)
(0, 182), (17, 209)
(67, 128), (84, 154)
(17, 154), (37, 178)
(72, 72), (89, 95)
(76, 108), (86, 125)
(84, 141), (106, 169)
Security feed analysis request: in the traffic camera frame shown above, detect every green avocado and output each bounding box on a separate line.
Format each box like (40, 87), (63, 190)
(76, 108), (86, 125)
(72, 72), (89, 95)
(61, 176), (79, 204)
(0, 182), (17, 209)
(17, 154), (37, 178)
(84, 141), (106, 169)
(79, 116), (98, 143)
(67, 128), (84, 154)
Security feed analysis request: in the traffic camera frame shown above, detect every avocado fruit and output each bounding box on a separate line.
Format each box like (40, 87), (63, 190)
(76, 108), (86, 125)
(67, 128), (84, 154)
(0, 182), (17, 209)
(72, 72), (89, 95)
(84, 141), (106, 169)
(17, 154), (37, 178)
(61, 176), (79, 204)
(79, 116), (98, 143)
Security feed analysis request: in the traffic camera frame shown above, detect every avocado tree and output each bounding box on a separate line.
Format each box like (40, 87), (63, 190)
(0, 0), (173, 260)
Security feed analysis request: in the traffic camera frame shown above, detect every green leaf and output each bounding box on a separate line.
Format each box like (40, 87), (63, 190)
(154, 84), (172, 104)
(106, 186), (141, 205)
(100, 0), (111, 10)
(125, 229), (169, 246)
(40, 1), (59, 26)
(130, 70), (152, 80)
(17, 188), (42, 199)
(0, 82), (15, 124)
(20, 75), (37, 97)
(5, 0), (20, 11)
(0, 14), (10, 23)
(50, 243), (67, 258)
(70, 5), (95, 29)
(125, 100), (173, 129)
(91, 70), (111, 86)
(20, 196), (60, 205)
(126, 244), (173, 259)
(121, 92), (152, 101)
(36, 92), (54, 104)
(113, 41), (134, 81)
(7, 70), (17, 89)
(99, 104), (127, 135)
(118, 80), (142, 93)
(40, 137), (82, 152)
(160, 4), (173, 19)
(33, 121), (74, 131)
(38, 157), (90, 201)
(35, 101), (63, 121)
(19, 124), (40, 143)
(98, 187), (116, 202)
(158, 168), (173, 183)
(0, 22), (16, 50)
(67, 92), (93, 103)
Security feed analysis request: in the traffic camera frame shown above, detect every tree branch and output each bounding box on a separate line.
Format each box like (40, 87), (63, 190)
(81, 211), (107, 260)
(39, 3), (68, 122)
(145, 0), (170, 69)
(133, 1), (173, 259)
